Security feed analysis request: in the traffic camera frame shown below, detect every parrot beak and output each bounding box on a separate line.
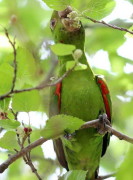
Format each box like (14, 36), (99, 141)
(50, 6), (73, 31)
(58, 6), (81, 32)
(58, 6), (72, 18)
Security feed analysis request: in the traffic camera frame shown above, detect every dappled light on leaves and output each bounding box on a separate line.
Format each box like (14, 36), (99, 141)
(0, 0), (132, 179)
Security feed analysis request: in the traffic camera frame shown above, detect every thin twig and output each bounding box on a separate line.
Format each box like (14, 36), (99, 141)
(25, 158), (42, 180)
(105, 124), (133, 144)
(82, 15), (133, 35)
(9, 109), (18, 121)
(9, 110), (42, 180)
(0, 63), (76, 100)
(4, 28), (17, 92)
(0, 137), (47, 173)
(24, 134), (42, 180)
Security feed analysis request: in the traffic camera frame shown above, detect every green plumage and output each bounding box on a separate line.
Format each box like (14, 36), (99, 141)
(49, 8), (111, 180)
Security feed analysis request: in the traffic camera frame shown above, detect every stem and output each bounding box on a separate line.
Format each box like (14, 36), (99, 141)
(0, 63), (76, 100)
(0, 138), (47, 173)
(4, 28), (17, 92)
(83, 15), (133, 35)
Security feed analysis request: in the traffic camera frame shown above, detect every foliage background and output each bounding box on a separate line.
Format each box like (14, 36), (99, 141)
(0, 0), (133, 179)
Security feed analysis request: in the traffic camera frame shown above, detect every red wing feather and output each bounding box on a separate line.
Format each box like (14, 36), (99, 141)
(96, 76), (112, 156)
(97, 78), (111, 121)
(55, 82), (62, 110)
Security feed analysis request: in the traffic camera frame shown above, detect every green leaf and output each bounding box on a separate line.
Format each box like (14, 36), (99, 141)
(59, 170), (87, 180)
(76, 63), (87, 70)
(0, 131), (19, 151)
(17, 0), (51, 42)
(12, 90), (43, 112)
(66, 61), (76, 70)
(0, 63), (13, 95)
(0, 98), (11, 111)
(0, 120), (20, 130)
(85, 27), (125, 54)
(66, 61), (87, 71)
(41, 114), (84, 139)
(16, 48), (38, 88)
(8, 159), (23, 179)
(116, 146), (133, 180)
(1, 47), (39, 90)
(72, 0), (115, 20)
(43, 0), (71, 11)
(51, 43), (76, 56)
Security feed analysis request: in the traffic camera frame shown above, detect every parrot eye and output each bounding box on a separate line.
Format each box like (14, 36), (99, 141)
(50, 19), (57, 30)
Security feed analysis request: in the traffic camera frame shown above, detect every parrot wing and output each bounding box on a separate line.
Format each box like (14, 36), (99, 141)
(49, 75), (112, 169)
(49, 82), (68, 170)
(96, 75), (112, 156)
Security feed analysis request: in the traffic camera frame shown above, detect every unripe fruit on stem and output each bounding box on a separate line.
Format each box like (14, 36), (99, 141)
(73, 49), (83, 61)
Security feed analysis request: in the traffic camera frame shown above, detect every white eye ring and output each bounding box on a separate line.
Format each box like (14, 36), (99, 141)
(50, 18), (57, 30)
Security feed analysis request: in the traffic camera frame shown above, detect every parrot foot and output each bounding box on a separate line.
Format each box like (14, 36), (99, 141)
(97, 113), (111, 135)
(64, 131), (76, 140)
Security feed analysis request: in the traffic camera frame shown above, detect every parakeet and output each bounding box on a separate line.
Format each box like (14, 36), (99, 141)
(49, 6), (111, 180)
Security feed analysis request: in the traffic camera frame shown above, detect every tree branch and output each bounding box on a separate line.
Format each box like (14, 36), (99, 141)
(0, 137), (47, 173)
(0, 62), (76, 100)
(0, 116), (133, 173)
(106, 124), (133, 144)
(83, 15), (133, 35)
(81, 117), (133, 144)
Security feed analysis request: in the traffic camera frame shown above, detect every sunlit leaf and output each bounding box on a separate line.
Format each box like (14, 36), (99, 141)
(0, 63), (13, 95)
(41, 114), (84, 139)
(12, 90), (43, 112)
(0, 98), (11, 111)
(85, 27), (125, 55)
(43, 0), (71, 11)
(0, 131), (19, 151)
(51, 43), (76, 56)
(72, 0), (115, 20)
(66, 61), (87, 71)
(0, 119), (20, 130)
(16, 47), (38, 88)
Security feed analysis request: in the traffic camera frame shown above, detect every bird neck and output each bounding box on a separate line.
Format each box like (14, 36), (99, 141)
(58, 51), (94, 77)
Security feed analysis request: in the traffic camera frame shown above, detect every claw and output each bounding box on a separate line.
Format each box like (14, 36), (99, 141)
(64, 131), (76, 140)
(97, 113), (111, 135)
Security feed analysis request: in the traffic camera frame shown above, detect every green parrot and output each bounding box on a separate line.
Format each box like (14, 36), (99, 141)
(49, 6), (112, 180)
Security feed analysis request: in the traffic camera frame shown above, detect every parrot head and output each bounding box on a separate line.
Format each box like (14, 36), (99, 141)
(50, 6), (85, 49)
